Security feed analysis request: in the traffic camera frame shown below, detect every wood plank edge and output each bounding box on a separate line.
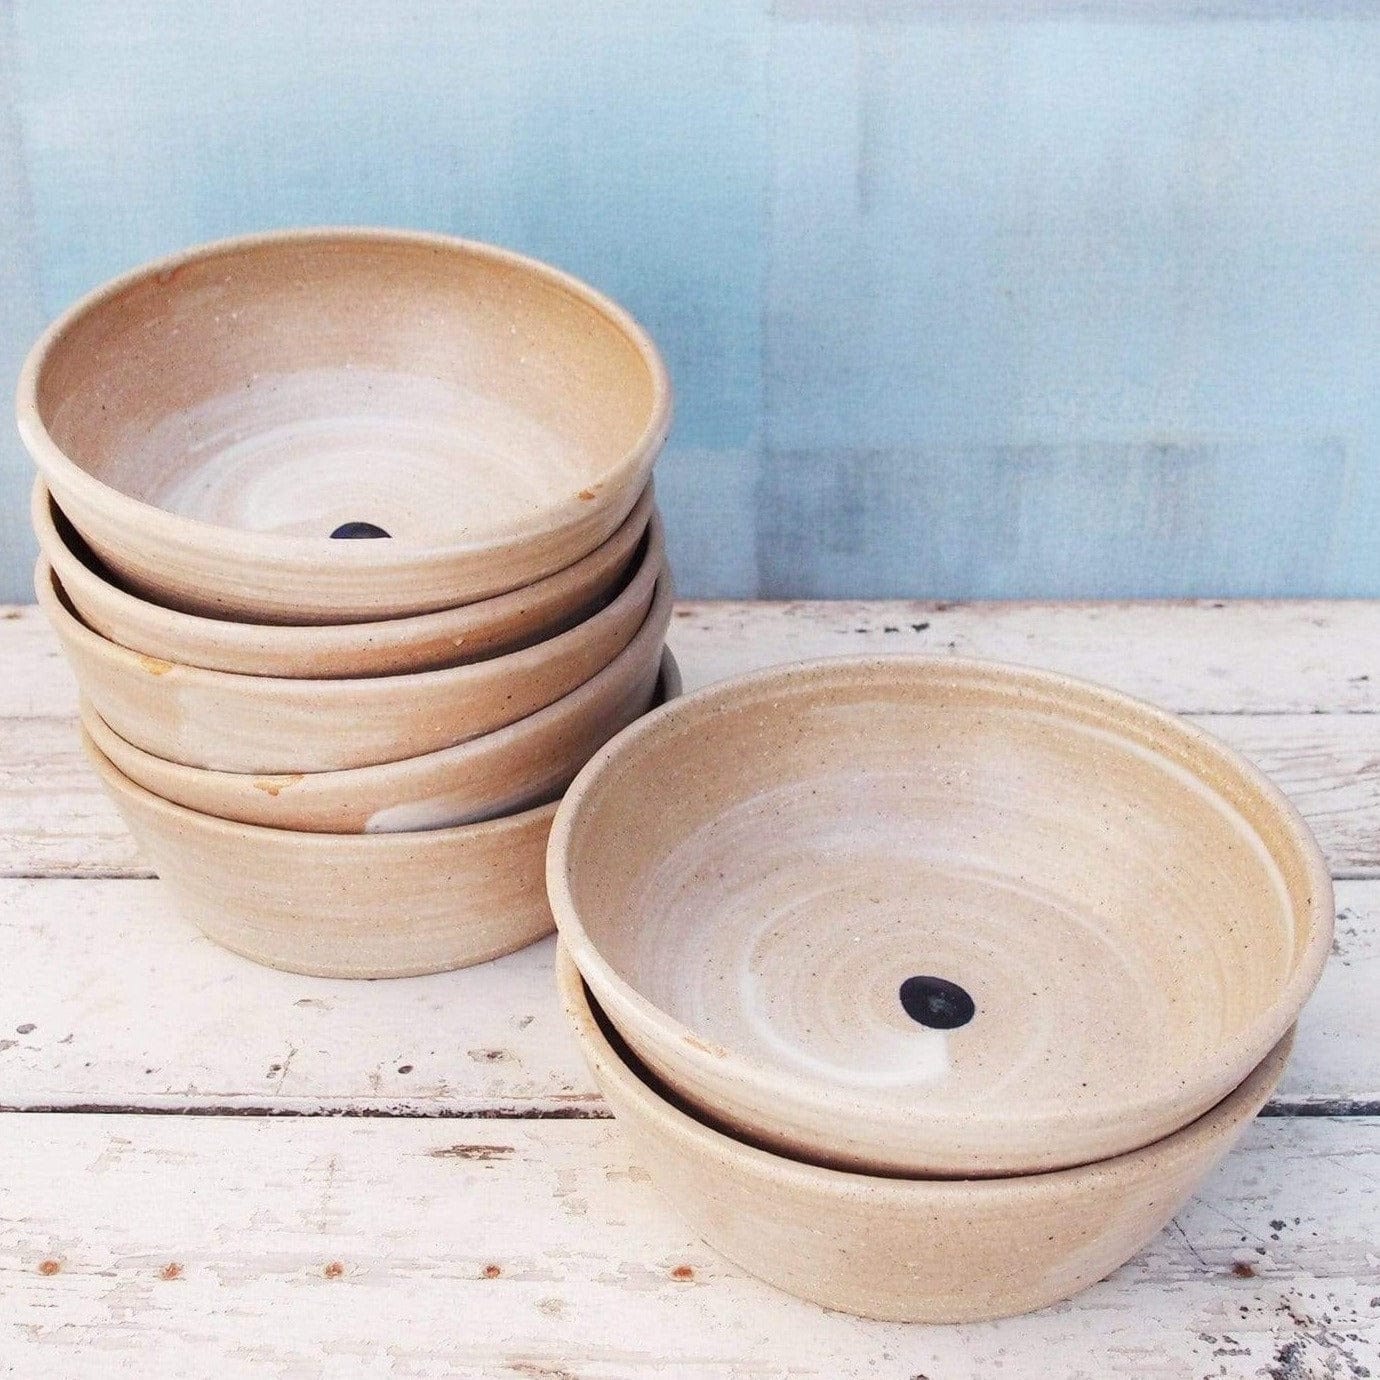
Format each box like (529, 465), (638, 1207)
(0, 1095), (1372, 1119)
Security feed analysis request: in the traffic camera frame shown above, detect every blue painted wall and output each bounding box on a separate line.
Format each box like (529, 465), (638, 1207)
(2, 1), (1377, 600)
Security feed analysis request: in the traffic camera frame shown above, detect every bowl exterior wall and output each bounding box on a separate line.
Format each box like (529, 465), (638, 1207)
(558, 946), (1291, 1323)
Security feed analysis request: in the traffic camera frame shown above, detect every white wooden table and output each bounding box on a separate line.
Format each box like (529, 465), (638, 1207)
(1, 599), (1377, 1378)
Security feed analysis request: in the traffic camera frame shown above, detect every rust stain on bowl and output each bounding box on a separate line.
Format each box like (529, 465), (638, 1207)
(138, 655), (176, 676)
(252, 774), (304, 797)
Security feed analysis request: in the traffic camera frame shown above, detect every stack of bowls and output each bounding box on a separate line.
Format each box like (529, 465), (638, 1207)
(547, 656), (1334, 1322)
(20, 228), (676, 979)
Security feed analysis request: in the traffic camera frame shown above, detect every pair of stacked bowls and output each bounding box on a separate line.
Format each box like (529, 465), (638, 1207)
(547, 655), (1334, 1321)
(21, 228), (676, 979)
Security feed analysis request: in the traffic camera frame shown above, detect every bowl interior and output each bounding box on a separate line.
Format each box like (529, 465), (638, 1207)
(33, 233), (662, 544)
(560, 657), (1322, 1130)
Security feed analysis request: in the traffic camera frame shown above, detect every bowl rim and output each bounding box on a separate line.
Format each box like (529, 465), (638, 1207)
(83, 725), (560, 848)
(547, 653), (1333, 1164)
(31, 474), (656, 668)
(556, 941), (1294, 1199)
(33, 509), (666, 700)
(77, 600), (678, 807)
(16, 226), (673, 564)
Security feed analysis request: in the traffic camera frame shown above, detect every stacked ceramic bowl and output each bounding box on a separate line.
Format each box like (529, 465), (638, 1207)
(21, 228), (676, 979)
(547, 656), (1334, 1322)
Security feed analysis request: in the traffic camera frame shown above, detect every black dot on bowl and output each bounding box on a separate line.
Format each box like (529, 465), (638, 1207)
(899, 975), (975, 1030)
(330, 521), (391, 539)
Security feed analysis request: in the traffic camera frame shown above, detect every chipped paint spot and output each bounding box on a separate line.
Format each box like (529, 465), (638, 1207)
(37, 1260), (60, 1276)
(467, 1048), (509, 1063)
(429, 1144), (514, 1161)
(577, 488), (597, 501)
(323, 1261), (344, 1279)
(670, 1264), (695, 1281)
(481, 1263), (502, 1279)
(160, 1262), (183, 1281)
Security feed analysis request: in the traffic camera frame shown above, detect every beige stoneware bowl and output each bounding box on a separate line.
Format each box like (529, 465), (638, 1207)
(33, 477), (654, 678)
(83, 730), (555, 978)
(80, 640), (679, 833)
(18, 228), (671, 623)
(558, 945), (1292, 1323)
(548, 655), (1332, 1178)
(36, 518), (665, 773)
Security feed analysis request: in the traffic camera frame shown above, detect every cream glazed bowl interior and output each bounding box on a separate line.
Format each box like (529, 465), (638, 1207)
(33, 477), (655, 679)
(558, 945), (1294, 1324)
(35, 514), (665, 773)
(547, 655), (1332, 1178)
(80, 639), (679, 834)
(18, 228), (671, 623)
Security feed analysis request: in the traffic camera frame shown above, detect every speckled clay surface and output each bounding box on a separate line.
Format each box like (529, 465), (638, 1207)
(36, 519), (666, 773)
(548, 655), (1332, 1177)
(557, 944), (1293, 1323)
(83, 730), (557, 978)
(18, 228), (670, 623)
(33, 477), (655, 678)
(81, 639), (679, 834)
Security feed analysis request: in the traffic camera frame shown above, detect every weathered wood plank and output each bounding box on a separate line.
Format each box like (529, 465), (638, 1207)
(0, 1113), (1374, 1379)
(0, 878), (1371, 1115)
(4, 598), (1380, 718)
(668, 599), (1380, 714)
(5, 710), (1379, 878)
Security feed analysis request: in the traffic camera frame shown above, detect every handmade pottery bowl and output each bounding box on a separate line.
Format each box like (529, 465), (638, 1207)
(33, 477), (654, 678)
(548, 656), (1332, 1178)
(18, 228), (671, 623)
(558, 946), (1292, 1323)
(36, 518), (665, 773)
(80, 635), (679, 833)
(84, 731), (555, 978)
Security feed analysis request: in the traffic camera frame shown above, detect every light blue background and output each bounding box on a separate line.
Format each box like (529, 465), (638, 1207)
(3, 1), (1378, 600)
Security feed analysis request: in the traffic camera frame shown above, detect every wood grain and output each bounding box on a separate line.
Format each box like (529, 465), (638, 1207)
(0, 601), (1375, 1374)
(0, 1112), (1374, 1379)
(0, 879), (1370, 1116)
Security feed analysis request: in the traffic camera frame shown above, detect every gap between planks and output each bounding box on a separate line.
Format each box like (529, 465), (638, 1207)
(0, 1097), (1377, 1120)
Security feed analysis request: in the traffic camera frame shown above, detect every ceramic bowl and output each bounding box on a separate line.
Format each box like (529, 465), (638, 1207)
(558, 946), (1292, 1323)
(18, 228), (671, 623)
(80, 637), (679, 833)
(36, 517), (666, 773)
(33, 477), (654, 678)
(82, 730), (554, 978)
(548, 655), (1332, 1178)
